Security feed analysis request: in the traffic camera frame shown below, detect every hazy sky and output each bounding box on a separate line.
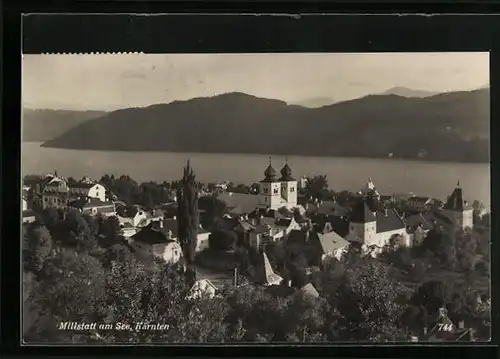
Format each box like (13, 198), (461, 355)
(23, 52), (489, 110)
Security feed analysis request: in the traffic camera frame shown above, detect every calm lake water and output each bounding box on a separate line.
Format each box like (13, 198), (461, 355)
(22, 142), (491, 208)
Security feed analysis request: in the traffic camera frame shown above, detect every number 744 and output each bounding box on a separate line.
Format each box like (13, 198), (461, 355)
(437, 323), (453, 331)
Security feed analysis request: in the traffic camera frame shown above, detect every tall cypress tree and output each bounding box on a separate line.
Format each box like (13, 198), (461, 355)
(177, 160), (200, 271)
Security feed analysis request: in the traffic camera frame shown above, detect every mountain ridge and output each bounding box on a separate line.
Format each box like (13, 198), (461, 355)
(40, 89), (490, 163)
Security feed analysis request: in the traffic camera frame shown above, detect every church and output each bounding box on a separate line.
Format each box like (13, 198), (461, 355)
(258, 158), (298, 210)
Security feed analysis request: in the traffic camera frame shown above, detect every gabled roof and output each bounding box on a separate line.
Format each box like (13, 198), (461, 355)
(300, 283), (320, 298)
(83, 198), (115, 209)
(131, 223), (178, 245)
(315, 230), (350, 254)
(22, 210), (36, 218)
(350, 201), (376, 223)
(443, 183), (472, 211)
(69, 182), (98, 190)
(188, 279), (218, 299)
(306, 200), (349, 217)
(252, 252), (283, 285)
(375, 208), (406, 233)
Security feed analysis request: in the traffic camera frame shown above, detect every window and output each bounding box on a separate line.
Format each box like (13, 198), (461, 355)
(263, 187), (269, 194)
(264, 197), (267, 202)
(44, 198), (48, 202)
(273, 188), (279, 194)
(290, 187), (295, 192)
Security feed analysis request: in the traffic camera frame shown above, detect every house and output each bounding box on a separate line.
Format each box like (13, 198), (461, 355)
(129, 222), (182, 264)
(313, 228), (351, 262)
(196, 226), (211, 252)
(246, 216), (301, 251)
(346, 200), (409, 254)
(120, 222), (137, 238)
(407, 196), (433, 212)
(187, 279), (218, 300)
(69, 198), (117, 217)
(130, 209), (148, 227)
(22, 210), (37, 224)
(40, 174), (108, 209)
(69, 181), (106, 202)
(252, 252), (283, 286)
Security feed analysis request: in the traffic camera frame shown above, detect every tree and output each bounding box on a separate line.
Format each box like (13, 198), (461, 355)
(304, 175), (329, 201)
(455, 230), (477, 271)
(329, 258), (408, 341)
(208, 230), (238, 251)
(177, 161), (200, 267)
(24, 224), (53, 273)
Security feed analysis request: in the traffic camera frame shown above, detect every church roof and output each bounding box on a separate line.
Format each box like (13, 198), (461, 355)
(279, 163), (296, 182)
(261, 158), (279, 183)
(443, 182), (472, 211)
(350, 201), (376, 223)
(252, 252), (283, 285)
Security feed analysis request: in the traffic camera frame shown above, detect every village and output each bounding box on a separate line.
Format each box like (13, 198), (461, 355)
(21, 159), (491, 342)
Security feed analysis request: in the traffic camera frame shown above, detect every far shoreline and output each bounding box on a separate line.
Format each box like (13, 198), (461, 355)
(30, 141), (491, 166)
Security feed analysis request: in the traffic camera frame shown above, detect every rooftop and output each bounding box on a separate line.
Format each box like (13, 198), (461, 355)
(444, 183), (472, 211)
(131, 223), (178, 245)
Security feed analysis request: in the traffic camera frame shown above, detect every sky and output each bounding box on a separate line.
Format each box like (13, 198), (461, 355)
(22, 52), (489, 111)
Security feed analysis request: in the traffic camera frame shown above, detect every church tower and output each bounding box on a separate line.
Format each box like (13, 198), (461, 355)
(443, 181), (473, 230)
(258, 158), (282, 210)
(279, 158), (297, 209)
(348, 200), (377, 245)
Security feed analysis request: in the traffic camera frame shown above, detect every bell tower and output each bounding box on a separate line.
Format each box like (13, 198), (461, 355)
(279, 157), (297, 209)
(443, 181), (473, 230)
(258, 157), (282, 210)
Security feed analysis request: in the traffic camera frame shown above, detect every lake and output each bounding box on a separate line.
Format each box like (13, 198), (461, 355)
(22, 142), (491, 208)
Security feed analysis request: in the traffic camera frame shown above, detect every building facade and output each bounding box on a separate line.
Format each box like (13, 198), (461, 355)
(258, 159), (298, 211)
(442, 181), (474, 231)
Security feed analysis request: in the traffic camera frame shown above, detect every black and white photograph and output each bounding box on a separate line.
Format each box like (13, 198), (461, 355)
(21, 52), (491, 344)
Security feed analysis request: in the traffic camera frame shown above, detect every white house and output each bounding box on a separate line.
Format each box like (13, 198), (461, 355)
(347, 200), (409, 255)
(22, 210), (37, 224)
(196, 226), (211, 253)
(129, 222), (182, 264)
(68, 182), (106, 202)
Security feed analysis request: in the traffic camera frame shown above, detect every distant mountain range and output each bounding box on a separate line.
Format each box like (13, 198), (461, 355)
(40, 89), (490, 163)
(23, 109), (106, 142)
(378, 86), (438, 98)
(291, 97), (337, 108)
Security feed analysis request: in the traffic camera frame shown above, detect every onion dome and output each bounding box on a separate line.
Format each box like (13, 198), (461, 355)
(279, 163), (296, 182)
(261, 157), (278, 182)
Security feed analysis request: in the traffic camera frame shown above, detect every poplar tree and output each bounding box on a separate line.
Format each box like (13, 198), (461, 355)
(177, 160), (200, 270)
